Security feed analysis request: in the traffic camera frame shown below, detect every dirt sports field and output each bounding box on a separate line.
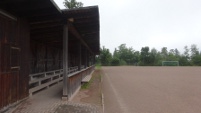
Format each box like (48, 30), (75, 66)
(102, 66), (201, 113)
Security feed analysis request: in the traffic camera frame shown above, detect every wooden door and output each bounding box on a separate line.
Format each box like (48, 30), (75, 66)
(0, 13), (20, 109)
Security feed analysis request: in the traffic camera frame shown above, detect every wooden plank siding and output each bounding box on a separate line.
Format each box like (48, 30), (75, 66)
(30, 41), (62, 74)
(0, 14), (29, 110)
(68, 65), (95, 99)
(0, 15), (1, 108)
(18, 18), (30, 100)
(0, 4), (99, 110)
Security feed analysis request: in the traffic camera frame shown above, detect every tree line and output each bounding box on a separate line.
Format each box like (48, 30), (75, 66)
(96, 44), (201, 66)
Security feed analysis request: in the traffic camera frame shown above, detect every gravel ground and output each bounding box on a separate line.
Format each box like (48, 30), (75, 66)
(11, 69), (102, 113)
(102, 66), (201, 113)
(71, 69), (103, 113)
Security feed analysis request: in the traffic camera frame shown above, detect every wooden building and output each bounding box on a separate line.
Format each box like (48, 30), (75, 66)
(0, 0), (99, 111)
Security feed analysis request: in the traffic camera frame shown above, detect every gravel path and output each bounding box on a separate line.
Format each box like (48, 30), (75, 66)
(102, 66), (201, 113)
(10, 69), (102, 113)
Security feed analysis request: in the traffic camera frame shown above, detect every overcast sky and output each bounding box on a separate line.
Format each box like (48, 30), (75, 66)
(54, 0), (201, 54)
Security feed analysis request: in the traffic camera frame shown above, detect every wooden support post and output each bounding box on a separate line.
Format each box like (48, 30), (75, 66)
(62, 23), (68, 100)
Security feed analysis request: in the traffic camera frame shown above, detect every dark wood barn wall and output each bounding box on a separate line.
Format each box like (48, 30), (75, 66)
(29, 41), (85, 74)
(0, 14), (29, 109)
(30, 41), (62, 74)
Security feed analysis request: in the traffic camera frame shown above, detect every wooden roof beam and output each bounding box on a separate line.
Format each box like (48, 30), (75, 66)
(68, 22), (93, 54)
(30, 23), (62, 30)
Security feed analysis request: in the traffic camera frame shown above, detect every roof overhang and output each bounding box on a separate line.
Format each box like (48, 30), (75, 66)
(0, 0), (61, 18)
(0, 1), (100, 54)
(62, 6), (100, 54)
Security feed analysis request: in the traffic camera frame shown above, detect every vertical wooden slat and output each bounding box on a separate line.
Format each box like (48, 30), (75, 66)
(60, 50), (62, 69)
(10, 45), (20, 103)
(5, 74), (8, 108)
(86, 49), (88, 67)
(1, 74), (4, 109)
(30, 41), (37, 74)
(1, 41), (9, 108)
(59, 50), (61, 69)
(0, 75), (1, 109)
(0, 15), (3, 109)
(45, 46), (47, 71)
(2, 24), (10, 106)
(55, 48), (60, 70)
(52, 48), (57, 70)
(10, 72), (16, 103)
(78, 42), (81, 71)
(5, 73), (9, 107)
(0, 77), (2, 109)
(37, 44), (46, 73)
(47, 46), (56, 71)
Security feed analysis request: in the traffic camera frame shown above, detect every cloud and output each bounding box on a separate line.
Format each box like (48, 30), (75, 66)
(54, 0), (201, 53)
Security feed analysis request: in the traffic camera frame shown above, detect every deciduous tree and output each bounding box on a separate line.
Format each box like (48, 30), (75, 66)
(63, 0), (83, 9)
(99, 46), (112, 66)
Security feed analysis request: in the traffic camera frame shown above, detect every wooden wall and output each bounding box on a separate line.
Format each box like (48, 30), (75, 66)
(0, 12), (92, 110)
(29, 41), (83, 74)
(0, 14), (29, 110)
(30, 41), (62, 74)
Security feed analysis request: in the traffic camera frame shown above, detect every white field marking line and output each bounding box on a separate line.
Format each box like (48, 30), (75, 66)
(100, 72), (104, 113)
(102, 93), (104, 113)
(101, 73), (105, 113)
(103, 71), (129, 113)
